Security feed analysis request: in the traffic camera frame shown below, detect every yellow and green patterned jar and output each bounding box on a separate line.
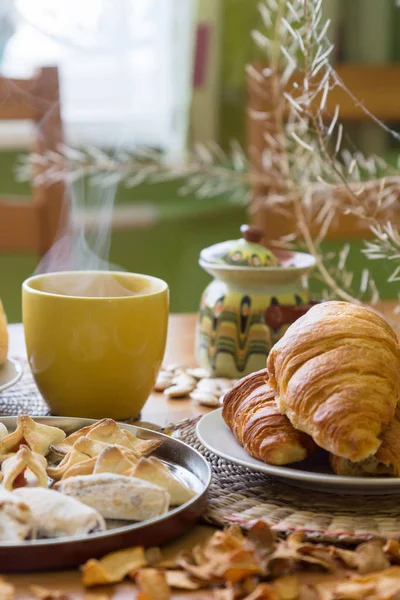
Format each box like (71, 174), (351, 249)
(196, 226), (317, 378)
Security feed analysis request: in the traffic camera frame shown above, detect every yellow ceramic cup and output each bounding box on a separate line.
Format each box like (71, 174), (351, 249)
(22, 271), (169, 419)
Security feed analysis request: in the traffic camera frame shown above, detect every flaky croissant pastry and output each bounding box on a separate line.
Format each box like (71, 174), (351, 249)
(222, 369), (316, 465)
(331, 404), (400, 477)
(267, 301), (400, 462)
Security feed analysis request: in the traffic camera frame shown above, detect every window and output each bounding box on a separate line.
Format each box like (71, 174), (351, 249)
(1, 0), (196, 153)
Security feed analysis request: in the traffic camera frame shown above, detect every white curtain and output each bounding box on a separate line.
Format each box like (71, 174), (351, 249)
(1, 0), (196, 154)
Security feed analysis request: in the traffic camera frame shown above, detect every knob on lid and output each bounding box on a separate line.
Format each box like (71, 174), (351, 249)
(200, 225), (280, 267)
(240, 224), (264, 244)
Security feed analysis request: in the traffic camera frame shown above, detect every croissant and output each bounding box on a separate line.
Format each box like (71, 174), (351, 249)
(267, 301), (400, 462)
(222, 369), (316, 465)
(331, 404), (400, 477)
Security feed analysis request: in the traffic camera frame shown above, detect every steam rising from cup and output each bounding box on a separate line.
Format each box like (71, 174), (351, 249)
(36, 173), (137, 298)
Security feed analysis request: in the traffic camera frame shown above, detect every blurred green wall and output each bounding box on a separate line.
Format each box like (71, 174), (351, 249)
(0, 151), (247, 322)
(1, 149), (397, 324)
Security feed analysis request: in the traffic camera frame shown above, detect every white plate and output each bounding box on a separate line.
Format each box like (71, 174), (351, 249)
(0, 358), (23, 392)
(196, 408), (400, 495)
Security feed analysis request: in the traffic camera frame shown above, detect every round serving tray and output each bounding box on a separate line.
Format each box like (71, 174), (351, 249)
(0, 416), (211, 573)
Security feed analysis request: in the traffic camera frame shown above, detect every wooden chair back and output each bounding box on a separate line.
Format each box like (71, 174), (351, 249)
(247, 64), (400, 242)
(0, 66), (64, 255)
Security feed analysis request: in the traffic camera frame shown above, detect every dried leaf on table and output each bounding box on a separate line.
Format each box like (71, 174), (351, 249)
(177, 556), (221, 584)
(213, 587), (237, 600)
(145, 547), (164, 567)
(326, 548), (358, 570)
(164, 569), (202, 589)
(332, 566), (400, 598)
(177, 528), (262, 584)
(81, 546), (147, 586)
(354, 540), (390, 574)
(247, 521), (277, 565)
(240, 582), (278, 600)
(136, 568), (171, 600)
(273, 575), (300, 600)
(217, 548), (264, 583)
(226, 524), (247, 542)
(0, 578), (15, 600)
(30, 585), (69, 599)
(267, 533), (340, 577)
(383, 539), (400, 563)
(242, 576), (261, 596)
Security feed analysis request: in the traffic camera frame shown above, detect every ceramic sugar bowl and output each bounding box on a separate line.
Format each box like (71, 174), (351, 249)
(196, 225), (317, 378)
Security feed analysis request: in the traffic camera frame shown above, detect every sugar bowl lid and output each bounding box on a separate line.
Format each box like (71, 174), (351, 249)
(200, 225), (280, 267)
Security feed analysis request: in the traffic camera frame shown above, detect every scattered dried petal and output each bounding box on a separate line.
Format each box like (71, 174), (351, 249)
(164, 570), (201, 589)
(247, 521), (276, 564)
(145, 547), (164, 566)
(273, 575), (300, 599)
(213, 589), (236, 600)
(384, 539), (400, 563)
(136, 568), (171, 600)
(241, 583), (277, 600)
(0, 578), (15, 600)
(81, 546), (147, 586)
(30, 586), (68, 599)
(333, 566), (400, 598)
(355, 540), (390, 575)
(218, 549), (264, 583)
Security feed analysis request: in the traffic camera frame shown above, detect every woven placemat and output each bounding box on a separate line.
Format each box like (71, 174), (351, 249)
(0, 358), (49, 416)
(3, 358), (400, 545)
(172, 417), (400, 545)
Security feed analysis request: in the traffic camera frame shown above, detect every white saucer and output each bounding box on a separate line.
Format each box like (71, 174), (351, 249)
(196, 408), (400, 495)
(0, 358), (23, 393)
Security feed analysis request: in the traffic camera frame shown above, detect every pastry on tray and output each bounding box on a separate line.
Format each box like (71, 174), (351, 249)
(93, 445), (139, 476)
(130, 457), (197, 505)
(0, 488), (35, 542)
(55, 473), (170, 521)
(46, 440), (96, 481)
(0, 424), (8, 448)
(52, 418), (161, 457)
(222, 368), (316, 465)
(14, 488), (106, 538)
(0, 415), (66, 460)
(267, 301), (400, 462)
(2, 445), (48, 491)
(0, 415), (196, 543)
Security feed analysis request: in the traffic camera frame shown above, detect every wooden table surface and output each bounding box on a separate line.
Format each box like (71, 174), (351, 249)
(5, 304), (400, 597)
